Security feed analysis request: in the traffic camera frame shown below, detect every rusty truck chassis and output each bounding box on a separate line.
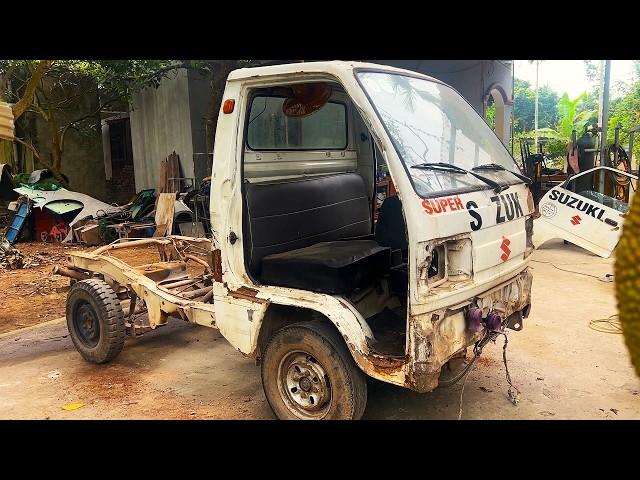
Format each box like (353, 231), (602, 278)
(59, 237), (218, 334)
(57, 235), (533, 393)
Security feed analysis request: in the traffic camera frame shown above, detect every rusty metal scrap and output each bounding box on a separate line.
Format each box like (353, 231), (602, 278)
(52, 265), (90, 281)
(0, 235), (62, 270)
(0, 235), (28, 269)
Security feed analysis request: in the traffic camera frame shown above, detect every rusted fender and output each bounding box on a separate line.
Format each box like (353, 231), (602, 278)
(239, 284), (407, 387)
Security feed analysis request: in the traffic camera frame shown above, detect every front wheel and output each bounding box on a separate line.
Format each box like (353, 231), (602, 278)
(261, 321), (367, 420)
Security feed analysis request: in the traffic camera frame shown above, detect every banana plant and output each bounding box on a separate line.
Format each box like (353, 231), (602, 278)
(556, 92), (597, 139)
(519, 93), (597, 142)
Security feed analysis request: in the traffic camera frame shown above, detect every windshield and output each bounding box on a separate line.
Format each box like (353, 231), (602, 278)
(357, 71), (523, 198)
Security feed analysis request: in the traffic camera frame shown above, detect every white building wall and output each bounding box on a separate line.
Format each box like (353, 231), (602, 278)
(129, 68), (195, 191)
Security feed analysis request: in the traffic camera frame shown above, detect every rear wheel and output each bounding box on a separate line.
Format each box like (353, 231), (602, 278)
(66, 279), (126, 364)
(261, 321), (367, 420)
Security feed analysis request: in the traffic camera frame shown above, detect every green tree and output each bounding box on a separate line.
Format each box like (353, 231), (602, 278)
(512, 79), (558, 134)
(584, 60), (600, 83)
(607, 81), (640, 160)
(485, 103), (496, 128)
(633, 60), (640, 82)
(513, 78), (535, 133)
(0, 60), (183, 182)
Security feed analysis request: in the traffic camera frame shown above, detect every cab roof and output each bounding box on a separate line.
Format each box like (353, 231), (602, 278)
(226, 61), (443, 85)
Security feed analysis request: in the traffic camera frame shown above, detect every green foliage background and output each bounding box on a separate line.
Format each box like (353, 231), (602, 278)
(509, 61), (640, 169)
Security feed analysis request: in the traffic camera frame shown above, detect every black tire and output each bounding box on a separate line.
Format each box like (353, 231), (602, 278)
(66, 279), (126, 364)
(261, 321), (367, 420)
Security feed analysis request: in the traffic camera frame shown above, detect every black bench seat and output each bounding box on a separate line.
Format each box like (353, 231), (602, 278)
(244, 173), (390, 294)
(261, 239), (390, 294)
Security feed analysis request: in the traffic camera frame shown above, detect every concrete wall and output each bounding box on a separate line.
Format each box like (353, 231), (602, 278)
(187, 69), (213, 184)
(60, 115), (107, 201)
(20, 75), (107, 201)
(187, 69), (211, 158)
(129, 68), (196, 191)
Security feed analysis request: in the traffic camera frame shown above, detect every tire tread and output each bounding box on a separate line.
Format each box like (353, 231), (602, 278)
(66, 278), (126, 364)
(261, 320), (367, 420)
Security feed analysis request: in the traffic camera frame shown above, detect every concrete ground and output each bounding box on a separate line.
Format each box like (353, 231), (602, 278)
(1, 239), (638, 420)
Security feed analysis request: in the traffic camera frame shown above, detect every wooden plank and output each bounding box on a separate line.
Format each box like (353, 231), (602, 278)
(0, 102), (14, 141)
(157, 151), (181, 195)
(153, 224), (167, 237)
(78, 224), (102, 246)
(153, 193), (176, 237)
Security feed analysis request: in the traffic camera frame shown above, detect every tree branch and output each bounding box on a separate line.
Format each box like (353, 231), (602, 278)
(12, 60), (52, 120)
(13, 137), (42, 161)
(130, 63), (185, 83)
(59, 96), (118, 152)
(26, 102), (49, 121)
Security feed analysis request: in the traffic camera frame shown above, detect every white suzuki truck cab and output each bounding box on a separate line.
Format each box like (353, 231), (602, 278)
(60, 61), (534, 419)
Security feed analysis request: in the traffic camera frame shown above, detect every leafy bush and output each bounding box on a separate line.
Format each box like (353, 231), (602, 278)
(545, 138), (568, 160)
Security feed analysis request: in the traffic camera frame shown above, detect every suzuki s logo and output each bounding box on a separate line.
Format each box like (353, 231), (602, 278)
(500, 236), (511, 262)
(570, 215), (582, 225)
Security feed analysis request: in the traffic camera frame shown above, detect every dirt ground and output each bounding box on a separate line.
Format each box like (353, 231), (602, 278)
(0, 242), (176, 334)
(0, 239), (639, 419)
(0, 243), (86, 334)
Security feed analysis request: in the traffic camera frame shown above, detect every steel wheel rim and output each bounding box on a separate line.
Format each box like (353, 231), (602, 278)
(73, 302), (101, 348)
(277, 350), (331, 419)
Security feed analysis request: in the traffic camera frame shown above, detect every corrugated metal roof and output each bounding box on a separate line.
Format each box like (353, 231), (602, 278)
(0, 101), (14, 141)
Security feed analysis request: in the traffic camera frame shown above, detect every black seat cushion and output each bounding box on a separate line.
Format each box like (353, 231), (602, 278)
(261, 240), (391, 294)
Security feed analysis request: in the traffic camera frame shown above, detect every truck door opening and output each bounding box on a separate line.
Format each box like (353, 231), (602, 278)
(241, 81), (408, 357)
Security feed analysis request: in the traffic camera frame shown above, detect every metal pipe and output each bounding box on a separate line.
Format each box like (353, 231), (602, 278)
(160, 277), (196, 289)
(200, 289), (214, 303)
(66, 265), (91, 274)
(181, 286), (213, 300)
(52, 265), (89, 281)
(184, 254), (212, 275)
(614, 124), (621, 166)
(598, 60), (611, 193)
(122, 301), (146, 317)
(511, 61), (515, 156)
(193, 288), (214, 303)
(93, 238), (171, 255)
(630, 126), (640, 201)
(630, 126), (640, 173)
(534, 60), (539, 149)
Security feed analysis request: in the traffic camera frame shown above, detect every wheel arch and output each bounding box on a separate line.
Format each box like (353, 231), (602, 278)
(254, 296), (372, 356)
(252, 296), (407, 387)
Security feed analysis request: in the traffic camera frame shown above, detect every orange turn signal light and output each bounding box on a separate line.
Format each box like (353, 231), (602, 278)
(223, 99), (235, 114)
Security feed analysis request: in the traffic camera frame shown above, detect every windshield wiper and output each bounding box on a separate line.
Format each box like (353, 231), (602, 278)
(411, 162), (506, 193)
(472, 163), (532, 185)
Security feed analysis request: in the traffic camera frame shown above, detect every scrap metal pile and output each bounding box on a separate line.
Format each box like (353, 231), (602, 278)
(0, 234), (28, 269)
(0, 163), (211, 250)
